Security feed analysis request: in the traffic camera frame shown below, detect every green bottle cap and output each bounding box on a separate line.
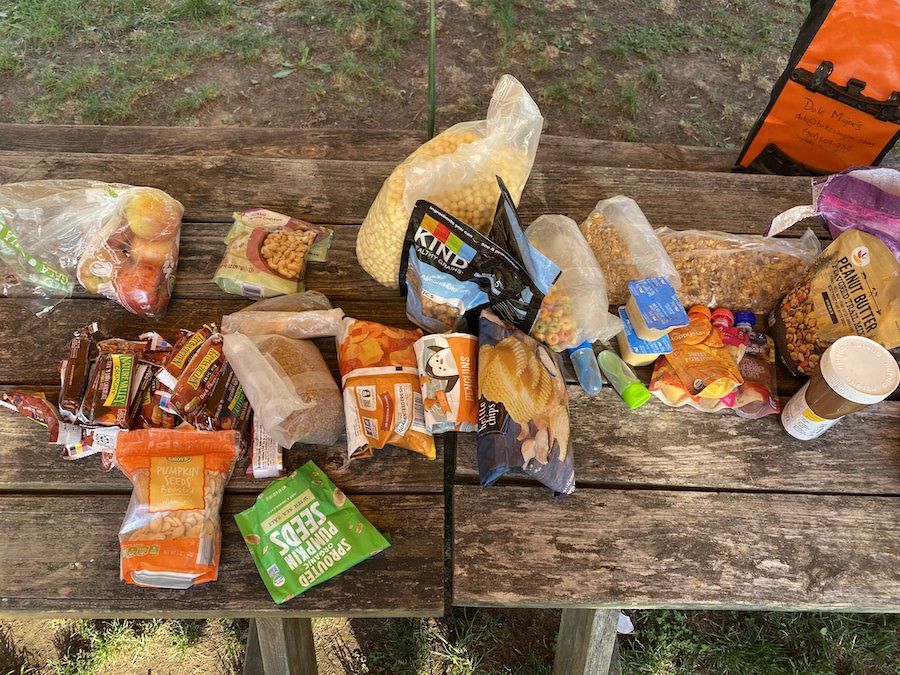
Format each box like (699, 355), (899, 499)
(621, 381), (651, 409)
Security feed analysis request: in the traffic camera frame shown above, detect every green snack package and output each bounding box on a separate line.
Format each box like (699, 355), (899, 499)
(235, 460), (390, 604)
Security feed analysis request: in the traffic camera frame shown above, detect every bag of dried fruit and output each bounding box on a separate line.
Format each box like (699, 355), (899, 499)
(356, 75), (543, 287)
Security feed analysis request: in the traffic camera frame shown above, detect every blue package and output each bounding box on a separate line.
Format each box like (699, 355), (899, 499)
(626, 277), (689, 331)
(618, 306), (672, 354)
(477, 310), (574, 495)
(400, 178), (559, 334)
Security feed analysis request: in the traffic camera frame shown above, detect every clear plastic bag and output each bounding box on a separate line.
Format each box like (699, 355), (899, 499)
(235, 290), (332, 312)
(0, 180), (182, 318)
(656, 227), (820, 315)
(222, 334), (343, 448)
(579, 196), (680, 306)
(357, 75), (543, 287)
(222, 309), (345, 338)
(526, 215), (623, 350)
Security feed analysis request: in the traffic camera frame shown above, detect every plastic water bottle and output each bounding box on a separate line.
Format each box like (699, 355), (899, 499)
(568, 341), (603, 395)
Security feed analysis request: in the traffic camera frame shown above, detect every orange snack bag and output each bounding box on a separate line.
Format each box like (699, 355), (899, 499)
(664, 318), (743, 399)
(337, 319), (435, 460)
(115, 428), (240, 588)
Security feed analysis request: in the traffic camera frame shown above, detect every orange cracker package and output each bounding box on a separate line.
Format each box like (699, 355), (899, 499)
(413, 333), (478, 434)
(115, 428), (240, 588)
(337, 319), (435, 460)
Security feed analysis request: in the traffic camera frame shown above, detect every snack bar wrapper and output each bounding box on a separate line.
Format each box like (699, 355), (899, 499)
(477, 310), (573, 494)
(414, 333), (478, 434)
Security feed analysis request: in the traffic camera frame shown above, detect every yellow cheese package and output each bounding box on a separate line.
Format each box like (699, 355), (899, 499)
(356, 75), (543, 287)
(213, 209), (332, 299)
(337, 319), (435, 460)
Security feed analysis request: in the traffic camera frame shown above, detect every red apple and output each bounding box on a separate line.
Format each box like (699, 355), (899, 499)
(115, 261), (171, 318)
(125, 191), (182, 240)
(130, 237), (177, 269)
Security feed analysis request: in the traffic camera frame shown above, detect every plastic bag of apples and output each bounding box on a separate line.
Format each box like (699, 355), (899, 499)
(0, 180), (182, 319)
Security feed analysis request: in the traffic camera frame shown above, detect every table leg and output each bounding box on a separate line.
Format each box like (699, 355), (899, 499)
(552, 608), (620, 675)
(251, 617), (318, 675)
(244, 619), (262, 675)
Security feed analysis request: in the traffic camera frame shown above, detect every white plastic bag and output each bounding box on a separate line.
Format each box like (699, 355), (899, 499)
(0, 180), (182, 318)
(579, 196), (680, 306)
(223, 334), (343, 448)
(356, 75), (544, 287)
(526, 215), (623, 351)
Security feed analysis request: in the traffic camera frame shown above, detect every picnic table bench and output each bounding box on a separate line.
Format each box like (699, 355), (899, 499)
(0, 124), (898, 675)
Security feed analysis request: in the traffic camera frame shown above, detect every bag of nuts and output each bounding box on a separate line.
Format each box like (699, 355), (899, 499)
(578, 196), (681, 306)
(115, 428), (240, 588)
(656, 227), (820, 315)
(769, 229), (900, 377)
(213, 209), (332, 299)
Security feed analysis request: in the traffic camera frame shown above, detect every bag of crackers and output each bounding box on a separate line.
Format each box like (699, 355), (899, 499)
(115, 428), (240, 588)
(213, 209), (332, 299)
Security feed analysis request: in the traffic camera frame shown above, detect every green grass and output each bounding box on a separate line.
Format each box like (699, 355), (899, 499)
(167, 82), (222, 118)
(620, 610), (900, 675)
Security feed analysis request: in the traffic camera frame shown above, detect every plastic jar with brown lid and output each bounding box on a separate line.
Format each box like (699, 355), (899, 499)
(781, 335), (899, 440)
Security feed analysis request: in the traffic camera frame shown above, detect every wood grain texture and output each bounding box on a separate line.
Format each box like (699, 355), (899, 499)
(0, 125), (737, 171)
(454, 386), (900, 495)
(0, 493), (443, 618)
(553, 608), (619, 675)
(255, 617), (318, 675)
(0, 151), (818, 235)
(244, 620), (263, 675)
(0, 407), (444, 494)
(0, 297), (416, 385)
(452, 485), (900, 611)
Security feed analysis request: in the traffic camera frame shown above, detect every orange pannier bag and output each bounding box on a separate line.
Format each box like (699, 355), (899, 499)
(115, 428), (240, 588)
(736, 0), (900, 175)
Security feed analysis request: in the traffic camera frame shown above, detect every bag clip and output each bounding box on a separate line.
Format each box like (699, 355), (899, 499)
(791, 61), (900, 123)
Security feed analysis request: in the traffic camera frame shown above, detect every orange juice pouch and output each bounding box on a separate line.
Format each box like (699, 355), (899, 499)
(337, 319), (435, 460)
(413, 333), (478, 434)
(115, 428), (240, 588)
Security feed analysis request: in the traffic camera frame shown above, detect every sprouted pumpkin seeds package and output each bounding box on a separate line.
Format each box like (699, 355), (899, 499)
(235, 461), (390, 604)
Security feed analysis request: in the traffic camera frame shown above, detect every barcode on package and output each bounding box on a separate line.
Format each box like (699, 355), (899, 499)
(411, 392), (427, 434)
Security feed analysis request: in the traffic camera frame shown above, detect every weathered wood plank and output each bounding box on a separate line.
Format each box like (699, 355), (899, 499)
(553, 608), (619, 675)
(0, 406), (444, 494)
(0, 125), (737, 171)
(243, 620), (263, 675)
(452, 486), (900, 611)
(255, 617), (318, 675)
(0, 493), (443, 617)
(0, 296), (414, 385)
(454, 386), (900, 495)
(0, 151), (817, 235)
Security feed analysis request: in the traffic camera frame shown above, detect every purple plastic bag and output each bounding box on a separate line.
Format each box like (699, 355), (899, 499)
(768, 167), (900, 261)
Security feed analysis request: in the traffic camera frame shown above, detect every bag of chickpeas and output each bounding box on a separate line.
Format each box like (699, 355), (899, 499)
(213, 209), (332, 299)
(115, 428), (240, 588)
(356, 75), (544, 287)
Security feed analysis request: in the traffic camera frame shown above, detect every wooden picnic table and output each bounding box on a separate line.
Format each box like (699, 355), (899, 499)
(0, 124), (898, 675)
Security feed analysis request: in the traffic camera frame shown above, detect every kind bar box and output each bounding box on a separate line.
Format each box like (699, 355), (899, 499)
(235, 461), (389, 604)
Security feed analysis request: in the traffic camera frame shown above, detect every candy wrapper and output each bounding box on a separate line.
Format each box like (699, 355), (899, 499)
(414, 333), (478, 434)
(235, 461), (390, 604)
(477, 310), (573, 494)
(59, 323), (98, 421)
(337, 319), (434, 460)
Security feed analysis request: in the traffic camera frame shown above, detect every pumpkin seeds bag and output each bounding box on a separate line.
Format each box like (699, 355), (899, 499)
(235, 461), (390, 604)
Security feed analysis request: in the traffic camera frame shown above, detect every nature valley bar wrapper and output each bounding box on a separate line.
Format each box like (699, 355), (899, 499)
(235, 461), (390, 604)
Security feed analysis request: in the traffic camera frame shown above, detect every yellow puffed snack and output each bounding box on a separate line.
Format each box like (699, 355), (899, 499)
(356, 75), (543, 287)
